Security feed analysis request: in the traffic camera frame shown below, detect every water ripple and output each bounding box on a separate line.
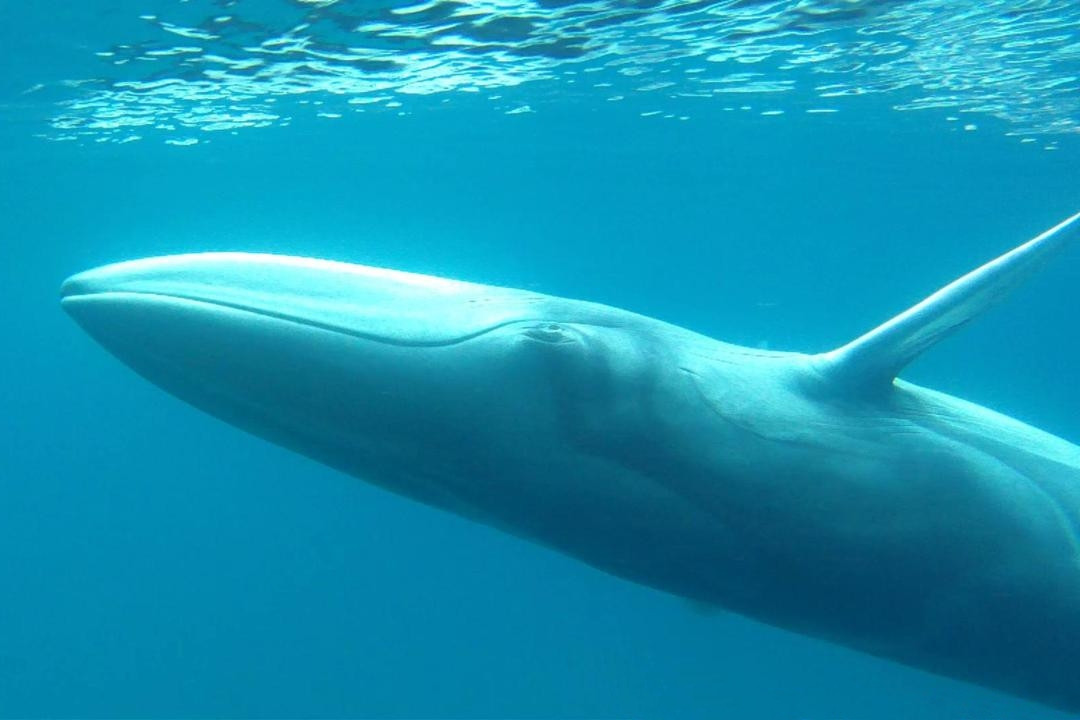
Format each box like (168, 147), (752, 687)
(45, 0), (1080, 143)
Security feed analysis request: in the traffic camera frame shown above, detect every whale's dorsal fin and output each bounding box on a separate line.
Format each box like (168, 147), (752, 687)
(816, 210), (1080, 392)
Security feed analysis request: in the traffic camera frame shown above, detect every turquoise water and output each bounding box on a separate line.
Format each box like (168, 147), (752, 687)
(2, 1), (1080, 717)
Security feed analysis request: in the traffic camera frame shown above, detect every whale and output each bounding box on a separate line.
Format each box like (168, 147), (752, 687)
(61, 210), (1080, 713)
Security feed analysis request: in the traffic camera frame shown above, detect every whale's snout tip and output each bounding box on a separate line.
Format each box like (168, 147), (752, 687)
(60, 266), (112, 316)
(60, 272), (86, 304)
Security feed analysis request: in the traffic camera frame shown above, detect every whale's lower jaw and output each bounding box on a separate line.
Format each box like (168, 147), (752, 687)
(62, 289), (504, 515)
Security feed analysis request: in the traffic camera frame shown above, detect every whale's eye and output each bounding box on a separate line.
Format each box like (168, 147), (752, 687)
(523, 322), (574, 344)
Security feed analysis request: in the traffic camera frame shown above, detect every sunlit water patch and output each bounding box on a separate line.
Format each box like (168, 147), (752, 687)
(42, 0), (1080, 143)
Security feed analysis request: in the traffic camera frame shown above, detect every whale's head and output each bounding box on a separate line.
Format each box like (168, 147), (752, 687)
(60, 253), (668, 522)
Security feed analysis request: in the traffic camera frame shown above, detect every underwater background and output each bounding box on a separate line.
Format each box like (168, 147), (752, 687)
(2, 1), (1079, 717)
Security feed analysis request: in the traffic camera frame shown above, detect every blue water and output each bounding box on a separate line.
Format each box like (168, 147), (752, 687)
(2, 1), (1079, 717)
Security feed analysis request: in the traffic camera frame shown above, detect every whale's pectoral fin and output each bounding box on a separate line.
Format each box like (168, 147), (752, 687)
(815, 210), (1080, 392)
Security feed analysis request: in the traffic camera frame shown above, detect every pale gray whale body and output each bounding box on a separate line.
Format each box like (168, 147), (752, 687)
(62, 212), (1080, 713)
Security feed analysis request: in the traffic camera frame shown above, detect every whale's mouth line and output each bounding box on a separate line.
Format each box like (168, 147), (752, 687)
(60, 289), (539, 348)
